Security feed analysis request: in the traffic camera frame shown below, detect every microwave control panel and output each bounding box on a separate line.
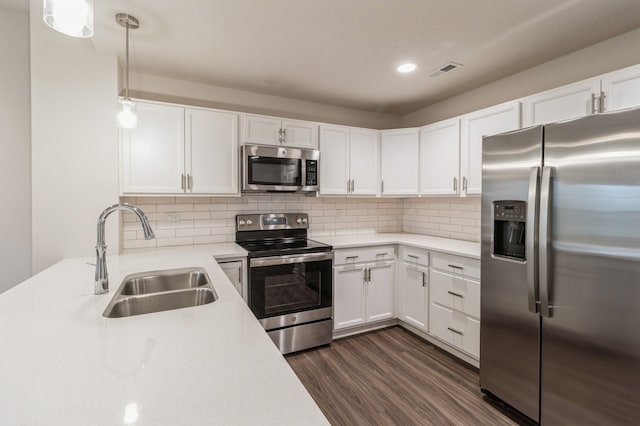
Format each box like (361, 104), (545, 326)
(305, 160), (318, 186)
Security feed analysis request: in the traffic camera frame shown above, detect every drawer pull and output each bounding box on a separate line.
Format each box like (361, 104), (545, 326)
(407, 254), (419, 259)
(448, 327), (464, 336)
(447, 291), (464, 298)
(376, 253), (387, 257)
(448, 264), (463, 270)
(345, 256), (359, 260)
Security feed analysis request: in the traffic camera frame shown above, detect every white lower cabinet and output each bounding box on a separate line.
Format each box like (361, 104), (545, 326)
(333, 246), (396, 331)
(334, 266), (367, 329)
(429, 303), (480, 358)
(398, 247), (430, 332)
(217, 259), (246, 301)
(428, 253), (481, 359)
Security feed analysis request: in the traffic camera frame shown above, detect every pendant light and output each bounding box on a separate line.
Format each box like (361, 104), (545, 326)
(43, 0), (94, 38)
(116, 13), (140, 129)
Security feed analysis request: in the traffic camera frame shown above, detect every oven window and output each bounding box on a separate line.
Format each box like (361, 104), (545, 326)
(249, 259), (332, 318)
(248, 157), (301, 186)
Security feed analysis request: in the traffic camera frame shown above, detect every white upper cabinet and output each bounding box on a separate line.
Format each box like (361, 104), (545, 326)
(319, 125), (379, 196)
(281, 119), (319, 149)
(601, 64), (640, 112)
(186, 108), (238, 194)
(349, 128), (379, 196)
(380, 128), (419, 196)
(523, 78), (600, 127)
(121, 101), (239, 195)
(242, 114), (318, 148)
(460, 101), (521, 196)
(319, 125), (350, 195)
(121, 102), (185, 194)
(419, 118), (461, 196)
(241, 114), (281, 145)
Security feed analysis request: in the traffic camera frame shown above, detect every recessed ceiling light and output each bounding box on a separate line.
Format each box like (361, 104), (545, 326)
(397, 63), (417, 73)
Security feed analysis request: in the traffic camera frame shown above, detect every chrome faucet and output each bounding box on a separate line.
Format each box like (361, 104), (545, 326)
(95, 203), (155, 295)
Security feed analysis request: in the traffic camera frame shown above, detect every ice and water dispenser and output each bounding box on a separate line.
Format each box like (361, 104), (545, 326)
(493, 201), (526, 260)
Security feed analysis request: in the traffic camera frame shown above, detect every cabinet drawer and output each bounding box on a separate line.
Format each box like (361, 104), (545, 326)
(429, 303), (480, 358)
(431, 253), (480, 280)
(334, 246), (395, 265)
(400, 246), (429, 267)
(430, 269), (480, 318)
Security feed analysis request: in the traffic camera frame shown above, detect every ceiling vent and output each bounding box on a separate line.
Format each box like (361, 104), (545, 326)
(427, 62), (463, 78)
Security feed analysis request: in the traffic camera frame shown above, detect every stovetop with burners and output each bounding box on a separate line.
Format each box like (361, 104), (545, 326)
(235, 213), (332, 258)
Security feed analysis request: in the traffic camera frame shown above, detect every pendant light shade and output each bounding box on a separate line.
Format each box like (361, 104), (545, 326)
(43, 0), (94, 38)
(116, 13), (140, 129)
(117, 99), (138, 129)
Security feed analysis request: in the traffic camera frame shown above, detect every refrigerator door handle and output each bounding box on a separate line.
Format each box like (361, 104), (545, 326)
(526, 167), (540, 313)
(539, 166), (553, 318)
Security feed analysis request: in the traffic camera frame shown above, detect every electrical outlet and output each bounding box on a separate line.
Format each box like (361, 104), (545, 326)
(166, 213), (181, 225)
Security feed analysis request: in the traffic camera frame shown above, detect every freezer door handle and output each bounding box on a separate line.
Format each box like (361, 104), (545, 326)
(539, 166), (553, 318)
(526, 167), (540, 313)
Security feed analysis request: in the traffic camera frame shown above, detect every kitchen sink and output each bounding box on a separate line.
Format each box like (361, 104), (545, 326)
(103, 267), (218, 318)
(120, 268), (210, 295)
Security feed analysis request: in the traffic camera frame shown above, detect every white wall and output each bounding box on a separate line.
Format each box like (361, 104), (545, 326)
(0, 7), (31, 292)
(30, 0), (119, 273)
(403, 27), (640, 126)
(128, 72), (403, 130)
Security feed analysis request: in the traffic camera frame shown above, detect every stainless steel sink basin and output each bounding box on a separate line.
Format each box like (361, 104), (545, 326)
(103, 267), (218, 318)
(120, 268), (210, 295)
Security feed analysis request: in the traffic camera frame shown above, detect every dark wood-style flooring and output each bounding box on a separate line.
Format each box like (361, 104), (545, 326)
(286, 326), (533, 426)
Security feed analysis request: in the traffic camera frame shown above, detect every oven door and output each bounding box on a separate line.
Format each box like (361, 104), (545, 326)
(248, 252), (333, 321)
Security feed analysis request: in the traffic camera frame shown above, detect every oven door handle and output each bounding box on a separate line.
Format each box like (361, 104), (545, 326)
(249, 252), (333, 268)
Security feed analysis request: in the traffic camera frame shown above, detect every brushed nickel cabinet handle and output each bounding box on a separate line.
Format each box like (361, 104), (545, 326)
(448, 264), (463, 270)
(181, 173), (186, 191)
(453, 177), (458, 192)
(447, 291), (464, 298)
(448, 327), (464, 336)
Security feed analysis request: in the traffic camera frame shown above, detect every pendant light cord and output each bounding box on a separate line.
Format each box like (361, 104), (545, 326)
(125, 19), (130, 100)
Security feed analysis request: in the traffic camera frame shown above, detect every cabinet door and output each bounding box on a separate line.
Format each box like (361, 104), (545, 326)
(522, 78), (600, 127)
(121, 102), (185, 194)
(366, 262), (395, 322)
(334, 266), (366, 330)
(349, 128), (380, 196)
(461, 101), (521, 195)
(419, 118), (460, 196)
(242, 114), (281, 145)
(282, 119), (318, 149)
(399, 263), (428, 331)
(218, 261), (243, 296)
(319, 125), (349, 195)
(380, 129), (419, 196)
(601, 64), (640, 112)
(186, 108), (239, 194)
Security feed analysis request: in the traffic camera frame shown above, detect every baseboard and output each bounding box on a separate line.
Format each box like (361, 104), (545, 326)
(332, 318), (399, 340)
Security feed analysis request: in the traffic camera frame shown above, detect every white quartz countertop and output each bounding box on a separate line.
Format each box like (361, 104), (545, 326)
(0, 243), (328, 425)
(313, 233), (480, 259)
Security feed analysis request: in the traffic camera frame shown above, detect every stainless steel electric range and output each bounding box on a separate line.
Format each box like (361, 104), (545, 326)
(236, 213), (333, 354)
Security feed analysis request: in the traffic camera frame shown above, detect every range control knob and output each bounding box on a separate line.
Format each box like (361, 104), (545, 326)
(239, 220), (246, 226)
(302, 218), (308, 224)
(296, 218), (302, 224)
(246, 219), (253, 226)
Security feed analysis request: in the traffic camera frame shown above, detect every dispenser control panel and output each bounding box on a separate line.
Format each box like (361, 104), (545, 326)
(494, 202), (526, 222)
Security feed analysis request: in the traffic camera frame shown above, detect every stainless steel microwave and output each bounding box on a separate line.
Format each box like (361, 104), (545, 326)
(242, 144), (319, 192)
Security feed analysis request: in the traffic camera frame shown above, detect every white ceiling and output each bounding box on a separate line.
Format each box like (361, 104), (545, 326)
(12, 0), (640, 114)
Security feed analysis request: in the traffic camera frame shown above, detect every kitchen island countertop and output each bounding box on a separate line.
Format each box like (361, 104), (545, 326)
(0, 243), (328, 425)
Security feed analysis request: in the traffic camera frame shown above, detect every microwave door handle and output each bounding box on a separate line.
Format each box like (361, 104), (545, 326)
(526, 167), (540, 314)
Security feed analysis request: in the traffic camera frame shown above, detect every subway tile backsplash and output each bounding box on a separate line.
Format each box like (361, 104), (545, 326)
(121, 195), (480, 249)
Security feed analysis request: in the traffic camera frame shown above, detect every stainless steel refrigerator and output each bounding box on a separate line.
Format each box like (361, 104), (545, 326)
(480, 107), (640, 424)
